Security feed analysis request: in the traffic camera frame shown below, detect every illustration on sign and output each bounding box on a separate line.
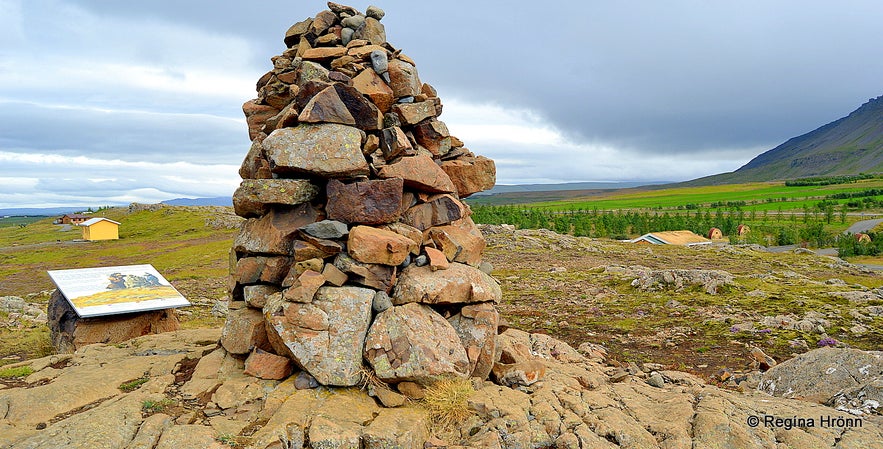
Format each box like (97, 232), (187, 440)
(47, 264), (190, 318)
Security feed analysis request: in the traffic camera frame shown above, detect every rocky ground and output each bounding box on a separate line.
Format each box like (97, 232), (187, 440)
(481, 225), (883, 384)
(2, 223), (883, 447)
(2, 326), (883, 448)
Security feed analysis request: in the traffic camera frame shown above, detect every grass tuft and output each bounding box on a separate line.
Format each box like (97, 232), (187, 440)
(118, 376), (150, 392)
(141, 398), (175, 413)
(0, 365), (35, 378)
(421, 377), (475, 431)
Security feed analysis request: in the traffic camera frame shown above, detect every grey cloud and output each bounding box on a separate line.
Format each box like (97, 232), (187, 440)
(0, 102), (248, 163)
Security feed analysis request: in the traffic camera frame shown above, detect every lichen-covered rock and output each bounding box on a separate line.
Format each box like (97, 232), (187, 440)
(392, 263), (501, 305)
(265, 286), (373, 386)
(263, 124), (368, 178)
(232, 179), (319, 218)
(448, 302), (498, 379)
(364, 303), (470, 385)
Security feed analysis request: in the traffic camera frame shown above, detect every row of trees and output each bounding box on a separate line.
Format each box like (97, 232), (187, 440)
(471, 205), (843, 247)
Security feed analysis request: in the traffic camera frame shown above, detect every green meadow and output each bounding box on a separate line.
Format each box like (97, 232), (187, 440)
(508, 179), (883, 212)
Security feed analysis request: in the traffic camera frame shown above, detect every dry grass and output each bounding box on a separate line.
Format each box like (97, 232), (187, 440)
(421, 377), (475, 431)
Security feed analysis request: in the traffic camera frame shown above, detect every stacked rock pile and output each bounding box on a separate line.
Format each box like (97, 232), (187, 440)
(221, 2), (501, 392)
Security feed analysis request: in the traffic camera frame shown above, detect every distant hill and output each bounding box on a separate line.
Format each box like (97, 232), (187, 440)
(0, 206), (91, 217)
(473, 181), (669, 196)
(685, 95), (883, 186)
(161, 197), (233, 206)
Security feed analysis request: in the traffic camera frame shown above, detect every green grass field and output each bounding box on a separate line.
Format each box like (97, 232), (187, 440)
(475, 178), (883, 213)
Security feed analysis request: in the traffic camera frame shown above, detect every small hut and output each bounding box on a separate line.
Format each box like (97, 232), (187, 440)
(736, 224), (751, 236)
(707, 228), (723, 239)
(80, 218), (120, 241)
(855, 233), (872, 244)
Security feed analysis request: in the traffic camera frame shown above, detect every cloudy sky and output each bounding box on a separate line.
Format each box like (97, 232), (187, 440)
(2, 1), (882, 209)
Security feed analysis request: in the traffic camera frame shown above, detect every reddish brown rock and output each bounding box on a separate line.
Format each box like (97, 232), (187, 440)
(379, 126), (415, 160)
(284, 18), (313, 47)
(293, 239), (334, 262)
(424, 247), (449, 271)
(239, 136), (273, 180)
(243, 101), (280, 141)
(333, 83), (382, 131)
(333, 253), (396, 291)
(352, 17), (386, 45)
(326, 178), (404, 225)
(352, 69), (395, 113)
(262, 82), (295, 109)
(260, 256), (294, 284)
(387, 59), (421, 98)
(379, 222), (424, 253)
(301, 46), (347, 60)
(364, 303), (470, 385)
(265, 286), (374, 386)
(440, 156), (496, 198)
(244, 285), (281, 309)
(391, 102), (436, 125)
(448, 302), (499, 379)
(244, 348), (294, 380)
(492, 360), (546, 387)
(401, 194), (465, 231)
(282, 270), (326, 303)
(377, 154), (455, 194)
(309, 10), (338, 36)
(426, 217), (486, 266)
(221, 308), (269, 355)
(234, 257), (265, 284)
(412, 119), (451, 157)
(294, 80), (332, 111)
(391, 263), (501, 305)
(47, 290), (180, 354)
(263, 124), (368, 178)
(298, 85), (356, 125)
(347, 225), (418, 266)
(322, 263), (348, 286)
(233, 179), (320, 218)
(234, 204), (322, 255)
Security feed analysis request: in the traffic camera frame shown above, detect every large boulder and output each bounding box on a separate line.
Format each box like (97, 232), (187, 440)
(364, 303), (470, 385)
(759, 347), (883, 414)
(265, 286), (374, 386)
(392, 263), (501, 305)
(263, 124), (369, 178)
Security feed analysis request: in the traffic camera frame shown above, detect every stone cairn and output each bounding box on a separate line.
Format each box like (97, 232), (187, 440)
(221, 2), (500, 393)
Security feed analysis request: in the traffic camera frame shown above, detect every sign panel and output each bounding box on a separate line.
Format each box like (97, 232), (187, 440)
(47, 264), (190, 318)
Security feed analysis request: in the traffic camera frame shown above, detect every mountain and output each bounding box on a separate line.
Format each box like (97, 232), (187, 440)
(0, 206), (92, 217)
(473, 181), (669, 196)
(687, 95), (883, 186)
(161, 196), (232, 206)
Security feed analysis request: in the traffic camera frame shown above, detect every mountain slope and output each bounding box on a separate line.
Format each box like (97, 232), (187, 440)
(688, 95), (883, 185)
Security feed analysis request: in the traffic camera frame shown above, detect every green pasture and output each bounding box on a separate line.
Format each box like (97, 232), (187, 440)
(505, 179), (883, 212)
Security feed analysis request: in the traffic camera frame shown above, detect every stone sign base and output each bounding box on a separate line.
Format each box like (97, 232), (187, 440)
(48, 290), (181, 353)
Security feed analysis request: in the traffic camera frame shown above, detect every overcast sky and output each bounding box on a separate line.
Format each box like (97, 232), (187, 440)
(2, 1), (882, 208)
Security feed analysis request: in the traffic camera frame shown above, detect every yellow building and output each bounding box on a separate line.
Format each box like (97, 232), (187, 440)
(80, 217), (120, 241)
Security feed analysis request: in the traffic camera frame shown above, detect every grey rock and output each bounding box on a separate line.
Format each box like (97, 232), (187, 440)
(341, 27), (354, 45)
(265, 286), (374, 386)
(263, 124), (369, 178)
(295, 371), (319, 390)
(300, 220), (349, 239)
(647, 372), (665, 388)
(759, 346), (883, 408)
(370, 50), (388, 76)
(366, 5), (385, 20)
(372, 291), (393, 313)
(341, 14), (366, 29)
(414, 255), (428, 267)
